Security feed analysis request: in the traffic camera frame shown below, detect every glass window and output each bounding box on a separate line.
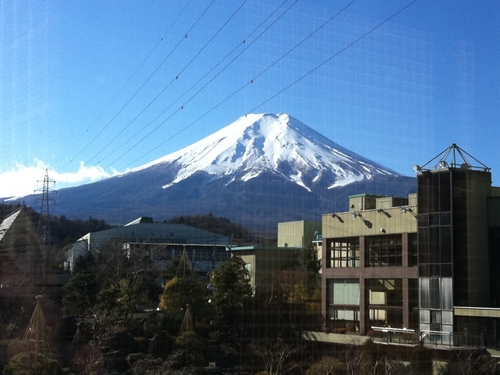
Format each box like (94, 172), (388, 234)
(332, 280), (360, 305)
(440, 226), (452, 263)
(419, 264), (430, 276)
(420, 309), (430, 324)
(429, 227), (440, 263)
(420, 278), (430, 308)
(429, 213), (440, 226)
(440, 212), (451, 225)
(367, 279), (404, 327)
(441, 264), (452, 277)
(327, 237), (359, 268)
(441, 278), (453, 309)
(430, 278), (440, 309)
(418, 173), (439, 213)
(431, 310), (442, 324)
(428, 173), (439, 213)
(335, 309), (359, 321)
(418, 227), (430, 263)
(418, 213), (429, 227)
(408, 233), (418, 266)
(366, 234), (402, 267)
(369, 291), (386, 305)
(442, 311), (453, 325)
(439, 172), (451, 212)
(369, 309), (387, 321)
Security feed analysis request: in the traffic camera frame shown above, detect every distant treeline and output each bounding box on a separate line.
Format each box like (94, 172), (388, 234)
(0, 203), (112, 247)
(0, 204), (258, 247)
(166, 213), (256, 245)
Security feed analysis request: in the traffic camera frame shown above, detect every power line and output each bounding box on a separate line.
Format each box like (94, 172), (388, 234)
(54, 2), (299, 207)
(105, 0), (299, 170)
(249, 0), (419, 112)
(58, 1), (194, 172)
(60, 0), (213, 170)
(87, 0), (249, 166)
(120, 0), (360, 168)
(129, 0), (418, 166)
(99, 0), (291, 168)
(52, 0), (419, 210)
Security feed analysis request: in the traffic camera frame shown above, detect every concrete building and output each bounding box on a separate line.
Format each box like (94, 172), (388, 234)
(321, 144), (500, 347)
(229, 245), (301, 293)
(0, 206), (70, 330)
(66, 216), (230, 278)
(278, 220), (322, 269)
(321, 193), (418, 334)
(277, 220), (321, 248)
(229, 220), (320, 293)
(0, 207), (46, 297)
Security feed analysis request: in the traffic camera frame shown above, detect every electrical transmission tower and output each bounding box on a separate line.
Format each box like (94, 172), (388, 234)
(35, 169), (56, 248)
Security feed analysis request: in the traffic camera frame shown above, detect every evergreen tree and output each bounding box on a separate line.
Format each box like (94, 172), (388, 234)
(209, 256), (252, 326)
(62, 271), (97, 317)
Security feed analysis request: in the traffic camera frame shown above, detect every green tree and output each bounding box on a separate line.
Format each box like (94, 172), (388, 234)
(72, 252), (96, 275)
(159, 276), (209, 324)
(299, 244), (321, 293)
(162, 255), (196, 281)
(62, 271), (97, 317)
(209, 256), (252, 325)
(91, 241), (162, 315)
(174, 331), (205, 366)
(4, 352), (69, 375)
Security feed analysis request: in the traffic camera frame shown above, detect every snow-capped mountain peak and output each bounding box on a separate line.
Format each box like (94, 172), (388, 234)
(137, 113), (401, 192)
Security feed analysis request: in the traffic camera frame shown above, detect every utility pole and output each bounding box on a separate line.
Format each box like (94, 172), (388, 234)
(35, 169), (56, 248)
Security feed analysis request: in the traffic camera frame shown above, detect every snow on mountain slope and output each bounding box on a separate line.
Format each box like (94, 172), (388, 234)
(135, 113), (401, 192)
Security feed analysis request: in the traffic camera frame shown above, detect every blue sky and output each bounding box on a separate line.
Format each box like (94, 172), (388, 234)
(1, 0), (500, 198)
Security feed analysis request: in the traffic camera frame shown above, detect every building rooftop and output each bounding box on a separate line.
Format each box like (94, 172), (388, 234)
(0, 207), (22, 242)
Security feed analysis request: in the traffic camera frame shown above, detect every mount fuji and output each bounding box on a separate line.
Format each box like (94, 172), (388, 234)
(15, 113), (416, 232)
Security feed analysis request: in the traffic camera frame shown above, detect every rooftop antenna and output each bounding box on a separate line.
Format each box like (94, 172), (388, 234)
(413, 144), (490, 173)
(35, 169), (56, 247)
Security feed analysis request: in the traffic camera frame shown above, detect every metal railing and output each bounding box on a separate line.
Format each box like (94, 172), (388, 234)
(370, 327), (485, 349)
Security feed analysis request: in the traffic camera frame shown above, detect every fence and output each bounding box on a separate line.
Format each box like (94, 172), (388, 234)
(370, 327), (484, 349)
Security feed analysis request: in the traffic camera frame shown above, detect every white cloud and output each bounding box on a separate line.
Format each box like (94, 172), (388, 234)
(0, 160), (118, 199)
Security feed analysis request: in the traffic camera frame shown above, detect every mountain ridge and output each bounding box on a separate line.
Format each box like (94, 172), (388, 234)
(131, 113), (402, 192)
(6, 113), (416, 231)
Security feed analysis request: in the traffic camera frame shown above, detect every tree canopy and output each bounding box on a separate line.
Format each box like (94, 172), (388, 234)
(209, 256), (252, 325)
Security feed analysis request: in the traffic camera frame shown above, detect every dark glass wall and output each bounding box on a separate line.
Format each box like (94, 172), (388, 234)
(417, 170), (453, 278)
(489, 227), (500, 307)
(417, 170), (454, 333)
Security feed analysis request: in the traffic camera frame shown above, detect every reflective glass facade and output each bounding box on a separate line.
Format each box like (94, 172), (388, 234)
(417, 168), (492, 334)
(417, 170), (454, 333)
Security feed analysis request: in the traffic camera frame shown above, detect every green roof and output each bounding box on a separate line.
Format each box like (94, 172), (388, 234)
(348, 193), (385, 198)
